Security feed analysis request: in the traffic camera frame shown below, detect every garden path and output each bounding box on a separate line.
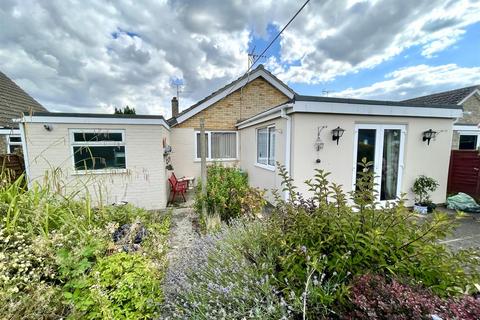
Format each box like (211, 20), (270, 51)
(166, 193), (198, 263)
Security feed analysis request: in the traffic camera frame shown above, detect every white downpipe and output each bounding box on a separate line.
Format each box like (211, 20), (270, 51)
(280, 107), (292, 201)
(19, 121), (31, 188)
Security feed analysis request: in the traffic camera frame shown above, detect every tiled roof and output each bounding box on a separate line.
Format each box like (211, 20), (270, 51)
(402, 85), (480, 105)
(169, 64), (295, 125)
(295, 94), (461, 109)
(0, 71), (47, 127)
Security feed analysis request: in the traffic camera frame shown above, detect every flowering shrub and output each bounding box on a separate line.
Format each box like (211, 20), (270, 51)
(0, 172), (171, 319)
(258, 161), (480, 317)
(162, 219), (290, 319)
(194, 163), (266, 224)
(65, 252), (162, 319)
(344, 274), (480, 320)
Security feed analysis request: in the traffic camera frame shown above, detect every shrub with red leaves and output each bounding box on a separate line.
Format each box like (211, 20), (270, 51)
(343, 274), (480, 320)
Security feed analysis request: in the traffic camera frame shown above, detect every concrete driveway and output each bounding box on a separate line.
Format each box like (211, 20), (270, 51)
(437, 208), (480, 250)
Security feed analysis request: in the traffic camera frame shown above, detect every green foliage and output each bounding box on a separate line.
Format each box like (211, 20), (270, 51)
(65, 252), (162, 319)
(0, 173), (171, 319)
(261, 160), (480, 317)
(114, 106), (136, 114)
(194, 163), (266, 224)
(412, 175), (439, 205)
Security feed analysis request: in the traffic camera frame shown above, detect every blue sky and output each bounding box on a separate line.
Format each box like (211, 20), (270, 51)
(250, 21), (480, 98)
(1, 0), (480, 115)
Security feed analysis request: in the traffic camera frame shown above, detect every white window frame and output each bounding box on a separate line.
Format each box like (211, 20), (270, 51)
(458, 131), (480, 150)
(69, 129), (127, 174)
(6, 134), (22, 154)
(255, 125), (276, 171)
(352, 124), (406, 204)
(193, 130), (238, 161)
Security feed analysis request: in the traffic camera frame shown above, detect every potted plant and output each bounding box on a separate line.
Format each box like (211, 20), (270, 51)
(412, 175), (439, 214)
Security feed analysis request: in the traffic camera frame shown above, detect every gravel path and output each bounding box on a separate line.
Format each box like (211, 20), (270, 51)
(166, 197), (199, 263)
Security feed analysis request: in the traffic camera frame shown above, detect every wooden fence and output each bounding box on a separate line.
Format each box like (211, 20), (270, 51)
(0, 154), (25, 181)
(447, 150), (480, 199)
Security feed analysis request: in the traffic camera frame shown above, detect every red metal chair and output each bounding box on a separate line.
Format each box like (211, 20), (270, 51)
(168, 173), (188, 204)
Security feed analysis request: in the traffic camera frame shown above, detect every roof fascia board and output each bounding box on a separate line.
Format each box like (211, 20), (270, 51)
(236, 103), (293, 129)
(453, 124), (479, 131)
(293, 101), (463, 119)
(176, 69), (294, 124)
(237, 112), (282, 129)
(457, 89), (480, 105)
(0, 128), (20, 135)
(16, 116), (171, 130)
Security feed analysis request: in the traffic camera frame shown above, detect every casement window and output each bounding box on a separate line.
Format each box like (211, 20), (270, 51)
(70, 129), (126, 172)
(256, 125), (275, 169)
(459, 134), (479, 150)
(7, 135), (22, 154)
(195, 131), (237, 160)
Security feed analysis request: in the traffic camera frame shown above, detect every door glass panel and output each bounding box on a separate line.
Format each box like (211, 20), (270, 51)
(356, 129), (376, 184)
(380, 129), (401, 200)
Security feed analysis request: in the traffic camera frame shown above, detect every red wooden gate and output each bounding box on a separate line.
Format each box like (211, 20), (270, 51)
(447, 150), (480, 199)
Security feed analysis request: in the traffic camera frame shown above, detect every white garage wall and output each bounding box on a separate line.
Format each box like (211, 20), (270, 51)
(23, 122), (170, 210)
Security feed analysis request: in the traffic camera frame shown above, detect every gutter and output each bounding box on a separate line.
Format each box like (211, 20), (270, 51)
(280, 106), (292, 202)
(236, 103), (292, 129)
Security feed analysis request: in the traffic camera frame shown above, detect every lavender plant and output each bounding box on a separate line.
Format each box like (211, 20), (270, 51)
(162, 219), (290, 319)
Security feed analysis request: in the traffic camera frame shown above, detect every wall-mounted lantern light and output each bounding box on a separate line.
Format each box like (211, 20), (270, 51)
(332, 126), (345, 145)
(422, 129), (437, 145)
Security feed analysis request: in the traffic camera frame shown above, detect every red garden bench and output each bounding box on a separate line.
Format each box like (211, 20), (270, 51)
(168, 173), (188, 204)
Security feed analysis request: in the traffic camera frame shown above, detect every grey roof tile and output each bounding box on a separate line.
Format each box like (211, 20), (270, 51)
(402, 85), (480, 105)
(0, 71), (47, 127)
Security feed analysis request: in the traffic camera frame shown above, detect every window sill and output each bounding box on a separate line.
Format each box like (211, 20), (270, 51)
(254, 163), (275, 172)
(193, 158), (238, 163)
(71, 169), (128, 175)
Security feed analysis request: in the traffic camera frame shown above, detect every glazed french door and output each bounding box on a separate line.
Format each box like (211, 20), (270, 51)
(353, 124), (405, 202)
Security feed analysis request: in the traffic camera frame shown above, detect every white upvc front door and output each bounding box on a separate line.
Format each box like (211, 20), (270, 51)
(352, 124), (406, 202)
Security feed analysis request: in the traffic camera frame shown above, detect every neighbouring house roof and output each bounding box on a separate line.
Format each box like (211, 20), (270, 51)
(294, 94), (463, 109)
(18, 112), (170, 129)
(170, 64), (295, 126)
(0, 71), (47, 127)
(236, 94), (463, 129)
(402, 85), (480, 105)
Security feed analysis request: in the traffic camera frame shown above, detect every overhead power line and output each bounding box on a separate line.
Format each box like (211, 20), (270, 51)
(247, 0), (311, 73)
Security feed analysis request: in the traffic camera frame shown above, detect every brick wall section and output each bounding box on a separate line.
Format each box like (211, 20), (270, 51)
(458, 94), (480, 124)
(452, 94), (480, 149)
(452, 131), (460, 149)
(0, 136), (7, 154)
(175, 77), (290, 130)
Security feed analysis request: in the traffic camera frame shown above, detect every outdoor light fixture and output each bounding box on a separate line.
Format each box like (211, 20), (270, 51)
(332, 126), (345, 145)
(422, 129), (437, 145)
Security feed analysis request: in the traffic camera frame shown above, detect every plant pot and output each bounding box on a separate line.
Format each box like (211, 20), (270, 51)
(413, 204), (428, 215)
(427, 203), (436, 213)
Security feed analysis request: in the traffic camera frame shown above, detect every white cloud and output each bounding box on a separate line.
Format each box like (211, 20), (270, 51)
(0, 0), (479, 116)
(274, 0), (480, 84)
(333, 64), (480, 100)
